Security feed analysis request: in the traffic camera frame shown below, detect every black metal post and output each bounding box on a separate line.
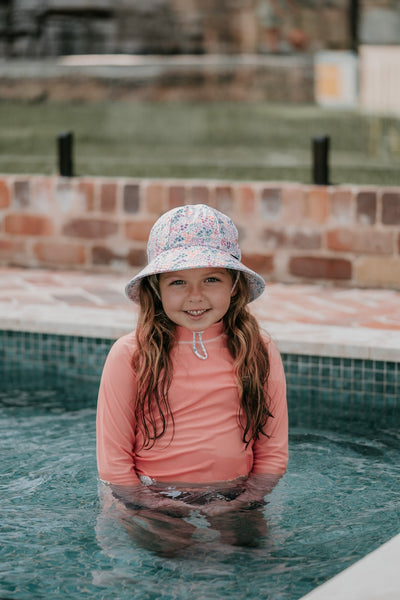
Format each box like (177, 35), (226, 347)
(349, 0), (359, 53)
(57, 132), (74, 177)
(312, 136), (330, 185)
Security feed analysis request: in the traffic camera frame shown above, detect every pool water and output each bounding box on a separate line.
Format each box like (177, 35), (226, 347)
(1, 385), (399, 600)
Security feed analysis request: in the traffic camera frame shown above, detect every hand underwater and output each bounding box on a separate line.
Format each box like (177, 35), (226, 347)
(199, 472), (281, 517)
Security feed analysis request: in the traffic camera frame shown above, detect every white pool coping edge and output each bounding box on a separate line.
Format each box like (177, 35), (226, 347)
(1, 305), (400, 361)
(298, 533), (400, 600)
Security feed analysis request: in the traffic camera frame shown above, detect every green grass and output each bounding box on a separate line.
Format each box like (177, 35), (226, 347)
(1, 100), (400, 185)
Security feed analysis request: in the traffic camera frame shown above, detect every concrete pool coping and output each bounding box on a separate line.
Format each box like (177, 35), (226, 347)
(1, 267), (400, 361)
(300, 533), (400, 600)
(1, 267), (399, 599)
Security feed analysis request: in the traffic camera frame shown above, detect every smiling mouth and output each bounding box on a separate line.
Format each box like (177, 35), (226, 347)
(185, 309), (209, 316)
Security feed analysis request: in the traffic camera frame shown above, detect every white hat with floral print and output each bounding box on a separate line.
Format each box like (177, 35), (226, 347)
(125, 204), (265, 303)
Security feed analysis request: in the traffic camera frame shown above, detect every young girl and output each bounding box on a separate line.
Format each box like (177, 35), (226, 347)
(96, 204), (288, 552)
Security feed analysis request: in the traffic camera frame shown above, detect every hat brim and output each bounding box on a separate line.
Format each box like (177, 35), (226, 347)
(125, 245), (265, 303)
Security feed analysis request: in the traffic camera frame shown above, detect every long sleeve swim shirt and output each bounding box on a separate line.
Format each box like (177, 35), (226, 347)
(96, 321), (288, 486)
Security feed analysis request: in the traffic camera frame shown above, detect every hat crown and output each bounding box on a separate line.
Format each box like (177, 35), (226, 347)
(147, 204), (241, 263)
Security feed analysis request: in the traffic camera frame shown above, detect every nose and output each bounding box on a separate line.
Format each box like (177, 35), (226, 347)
(187, 282), (203, 301)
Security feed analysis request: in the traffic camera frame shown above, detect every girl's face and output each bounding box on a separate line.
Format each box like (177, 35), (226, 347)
(159, 267), (234, 331)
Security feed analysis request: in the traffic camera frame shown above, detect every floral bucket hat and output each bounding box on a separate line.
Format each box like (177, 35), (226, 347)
(125, 204), (265, 303)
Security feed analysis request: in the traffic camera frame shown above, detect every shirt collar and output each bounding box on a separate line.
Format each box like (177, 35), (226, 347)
(175, 320), (225, 343)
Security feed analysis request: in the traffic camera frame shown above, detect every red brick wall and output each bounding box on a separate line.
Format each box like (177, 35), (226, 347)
(1, 174), (400, 290)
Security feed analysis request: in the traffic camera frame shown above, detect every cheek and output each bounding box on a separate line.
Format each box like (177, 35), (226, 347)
(160, 289), (179, 312)
(217, 289), (234, 309)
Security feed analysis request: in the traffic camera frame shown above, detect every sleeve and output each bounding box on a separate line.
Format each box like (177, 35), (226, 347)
(96, 332), (141, 486)
(251, 338), (289, 476)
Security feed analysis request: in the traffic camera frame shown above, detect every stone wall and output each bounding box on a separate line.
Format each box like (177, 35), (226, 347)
(1, 0), (350, 58)
(1, 174), (400, 290)
(4, 1), (400, 58)
(0, 54), (314, 103)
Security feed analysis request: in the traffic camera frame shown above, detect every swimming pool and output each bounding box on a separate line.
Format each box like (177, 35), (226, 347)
(1, 340), (399, 600)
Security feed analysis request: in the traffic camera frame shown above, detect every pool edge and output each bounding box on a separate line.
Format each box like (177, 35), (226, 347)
(298, 533), (400, 600)
(2, 313), (400, 361)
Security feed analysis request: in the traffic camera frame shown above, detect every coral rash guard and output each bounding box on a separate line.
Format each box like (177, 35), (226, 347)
(96, 321), (288, 486)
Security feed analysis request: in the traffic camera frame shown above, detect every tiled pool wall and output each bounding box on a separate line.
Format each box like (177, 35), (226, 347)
(1, 329), (399, 413)
(0, 330), (111, 402)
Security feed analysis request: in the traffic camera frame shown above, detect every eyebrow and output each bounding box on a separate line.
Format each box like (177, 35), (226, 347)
(161, 269), (227, 280)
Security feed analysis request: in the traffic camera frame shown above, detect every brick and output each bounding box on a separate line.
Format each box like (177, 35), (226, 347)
(241, 252), (274, 274)
(307, 187), (329, 224)
(123, 183), (140, 214)
(77, 180), (96, 211)
(34, 241), (86, 265)
(125, 220), (154, 242)
(30, 177), (55, 213)
(289, 256), (352, 280)
(100, 182), (117, 213)
(382, 192), (400, 225)
(262, 228), (285, 249)
(0, 179), (11, 208)
(92, 246), (117, 266)
(355, 257), (400, 287)
(188, 185), (210, 205)
(63, 218), (118, 239)
(55, 179), (75, 212)
(330, 189), (353, 224)
(236, 225), (247, 244)
(262, 228), (321, 250)
(4, 214), (54, 236)
(92, 245), (145, 267)
(261, 187), (281, 220)
(356, 191), (376, 225)
(282, 186), (307, 222)
(289, 230), (322, 250)
(92, 246), (111, 265)
(13, 179), (30, 209)
(128, 247), (147, 267)
(326, 228), (393, 254)
(0, 238), (26, 259)
(215, 186), (234, 214)
(144, 184), (165, 214)
(168, 185), (186, 209)
(237, 185), (256, 214)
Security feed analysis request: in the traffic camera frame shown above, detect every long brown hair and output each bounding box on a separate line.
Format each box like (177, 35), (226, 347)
(132, 271), (272, 448)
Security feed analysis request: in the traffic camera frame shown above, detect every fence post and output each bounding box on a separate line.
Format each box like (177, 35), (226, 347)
(58, 132), (74, 177)
(312, 135), (330, 185)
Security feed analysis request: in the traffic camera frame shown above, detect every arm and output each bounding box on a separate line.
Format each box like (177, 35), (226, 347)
(96, 333), (197, 516)
(201, 338), (288, 516)
(96, 333), (140, 486)
(251, 338), (288, 477)
(107, 482), (196, 518)
(200, 473), (282, 516)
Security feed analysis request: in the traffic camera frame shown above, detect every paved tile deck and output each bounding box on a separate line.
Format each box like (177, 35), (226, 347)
(1, 267), (400, 360)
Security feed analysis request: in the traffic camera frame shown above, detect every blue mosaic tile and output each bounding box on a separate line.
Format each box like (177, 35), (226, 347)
(0, 331), (399, 411)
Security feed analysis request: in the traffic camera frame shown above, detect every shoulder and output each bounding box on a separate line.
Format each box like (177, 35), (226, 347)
(110, 330), (137, 352)
(260, 330), (285, 377)
(100, 331), (137, 386)
(260, 330), (281, 359)
(105, 331), (137, 366)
